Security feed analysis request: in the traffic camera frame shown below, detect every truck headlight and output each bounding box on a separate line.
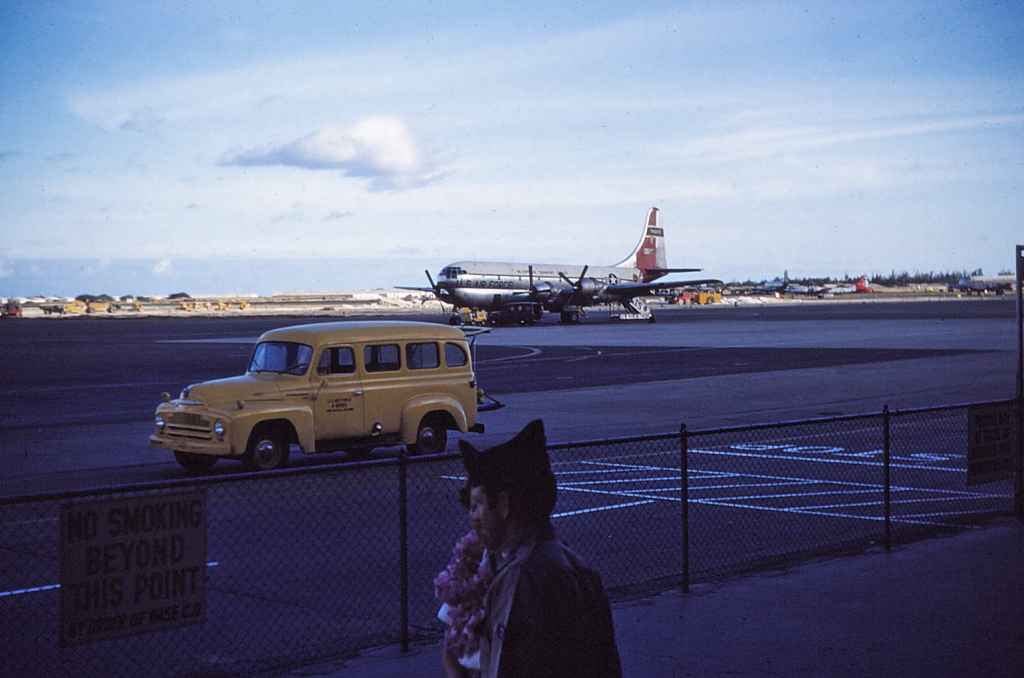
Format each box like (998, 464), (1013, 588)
(155, 415), (166, 432)
(213, 419), (225, 440)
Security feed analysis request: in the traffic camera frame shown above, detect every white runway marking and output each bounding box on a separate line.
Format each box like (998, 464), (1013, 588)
(690, 447), (966, 473)
(688, 480), (818, 491)
(443, 434), (1002, 533)
(0, 583), (60, 597)
(697, 488), (892, 503)
(0, 561), (222, 599)
(800, 494), (1008, 511)
(476, 347), (543, 364)
(552, 499), (656, 519)
(561, 475), (683, 487)
(686, 498), (964, 529)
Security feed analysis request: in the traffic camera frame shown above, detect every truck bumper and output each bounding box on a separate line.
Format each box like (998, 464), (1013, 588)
(149, 434), (234, 457)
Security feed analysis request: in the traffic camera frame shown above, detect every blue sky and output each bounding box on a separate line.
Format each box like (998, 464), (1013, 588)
(1, 1), (1022, 296)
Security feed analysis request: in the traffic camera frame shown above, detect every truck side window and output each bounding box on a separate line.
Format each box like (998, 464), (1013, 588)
(317, 347), (356, 375)
(364, 344), (401, 372)
(407, 342), (440, 369)
(444, 342), (468, 367)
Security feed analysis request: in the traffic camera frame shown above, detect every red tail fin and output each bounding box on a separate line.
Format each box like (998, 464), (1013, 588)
(614, 207), (666, 281)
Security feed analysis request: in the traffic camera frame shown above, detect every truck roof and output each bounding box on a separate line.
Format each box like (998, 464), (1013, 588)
(258, 320), (468, 346)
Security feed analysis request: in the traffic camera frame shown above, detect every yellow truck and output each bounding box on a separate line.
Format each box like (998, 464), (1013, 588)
(150, 321), (496, 473)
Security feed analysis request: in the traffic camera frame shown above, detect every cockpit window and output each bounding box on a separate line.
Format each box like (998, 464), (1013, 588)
(248, 341), (313, 375)
(440, 266), (466, 279)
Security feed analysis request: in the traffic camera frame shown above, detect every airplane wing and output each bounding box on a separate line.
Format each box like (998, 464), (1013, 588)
(643, 268), (702, 276)
(394, 286), (439, 293)
(603, 279), (724, 296)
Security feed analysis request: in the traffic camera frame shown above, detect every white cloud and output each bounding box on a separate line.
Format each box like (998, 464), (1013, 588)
(324, 210), (354, 221)
(221, 117), (449, 191)
(681, 114), (1024, 165)
(153, 258), (173, 275)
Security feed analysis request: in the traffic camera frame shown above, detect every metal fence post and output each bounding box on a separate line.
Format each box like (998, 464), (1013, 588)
(399, 451), (410, 652)
(680, 423), (690, 593)
(1016, 244), (1023, 520)
(1017, 392), (1023, 521)
(883, 405), (892, 551)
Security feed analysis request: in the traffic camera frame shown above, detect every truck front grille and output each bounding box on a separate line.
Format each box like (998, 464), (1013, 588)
(165, 412), (213, 440)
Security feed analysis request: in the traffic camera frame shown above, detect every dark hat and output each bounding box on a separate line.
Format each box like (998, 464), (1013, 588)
(460, 420), (556, 518)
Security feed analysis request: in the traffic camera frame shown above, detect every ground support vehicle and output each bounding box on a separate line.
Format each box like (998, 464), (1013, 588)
(150, 321), (494, 473)
(1, 301), (22, 318)
(449, 307), (490, 326)
(487, 302), (542, 326)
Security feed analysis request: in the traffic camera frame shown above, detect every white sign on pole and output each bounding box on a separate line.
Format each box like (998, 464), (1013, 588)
(59, 490), (207, 646)
(967, 403), (1017, 486)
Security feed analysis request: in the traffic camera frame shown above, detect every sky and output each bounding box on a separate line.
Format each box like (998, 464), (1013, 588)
(1, 0), (1022, 297)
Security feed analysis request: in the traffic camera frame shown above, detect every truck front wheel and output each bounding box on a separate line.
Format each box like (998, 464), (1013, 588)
(245, 423), (290, 471)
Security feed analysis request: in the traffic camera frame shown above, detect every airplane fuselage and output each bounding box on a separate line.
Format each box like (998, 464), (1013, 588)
(399, 207), (722, 323)
(436, 261), (645, 311)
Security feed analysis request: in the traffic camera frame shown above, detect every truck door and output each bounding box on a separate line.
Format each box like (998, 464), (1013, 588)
(312, 346), (366, 443)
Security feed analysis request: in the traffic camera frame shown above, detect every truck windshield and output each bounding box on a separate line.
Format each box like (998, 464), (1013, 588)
(248, 341), (314, 375)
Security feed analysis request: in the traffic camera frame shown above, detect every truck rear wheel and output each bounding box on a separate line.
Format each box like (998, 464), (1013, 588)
(407, 415), (448, 455)
(245, 423), (290, 471)
(174, 451), (218, 474)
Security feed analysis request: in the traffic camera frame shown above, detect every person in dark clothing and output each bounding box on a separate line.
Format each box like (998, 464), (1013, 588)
(443, 419), (622, 678)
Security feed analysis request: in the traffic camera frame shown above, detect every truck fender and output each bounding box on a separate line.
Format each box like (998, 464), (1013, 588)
(230, 406), (315, 456)
(400, 395), (468, 444)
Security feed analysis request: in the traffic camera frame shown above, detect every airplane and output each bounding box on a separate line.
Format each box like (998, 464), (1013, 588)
(749, 271), (823, 296)
(400, 207), (722, 324)
(952, 274), (1016, 295)
(833, 276), (872, 294)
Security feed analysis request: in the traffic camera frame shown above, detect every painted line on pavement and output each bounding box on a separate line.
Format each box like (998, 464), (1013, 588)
(476, 347), (543, 364)
(552, 499), (656, 519)
(800, 494), (1010, 511)
(0, 561), (222, 599)
(690, 447), (965, 473)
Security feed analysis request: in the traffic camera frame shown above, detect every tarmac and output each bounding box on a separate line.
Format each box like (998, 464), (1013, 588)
(284, 518), (1024, 678)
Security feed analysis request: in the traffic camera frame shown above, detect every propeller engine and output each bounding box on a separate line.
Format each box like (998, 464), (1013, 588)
(557, 266), (599, 297)
(528, 265), (554, 299)
(425, 270), (450, 300)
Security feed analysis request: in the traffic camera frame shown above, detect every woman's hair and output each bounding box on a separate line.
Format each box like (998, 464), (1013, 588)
(459, 419), (556, 525)
(460, 476), (556, 527)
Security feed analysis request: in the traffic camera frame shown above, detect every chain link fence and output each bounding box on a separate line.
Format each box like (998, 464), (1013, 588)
(2, 398), (1019, 677)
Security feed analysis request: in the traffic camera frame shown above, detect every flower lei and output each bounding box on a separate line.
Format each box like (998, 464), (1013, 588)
(434, 530), (493, 660)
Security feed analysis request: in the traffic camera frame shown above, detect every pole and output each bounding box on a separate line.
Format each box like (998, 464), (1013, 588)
(883, 405), (892, 551)
(399, 451), (410, 651)
(680, 423), (690, 593)
(1015, 245), (1023, 519)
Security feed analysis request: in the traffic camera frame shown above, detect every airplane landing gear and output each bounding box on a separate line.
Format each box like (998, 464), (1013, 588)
(559, 307), (584, 324)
